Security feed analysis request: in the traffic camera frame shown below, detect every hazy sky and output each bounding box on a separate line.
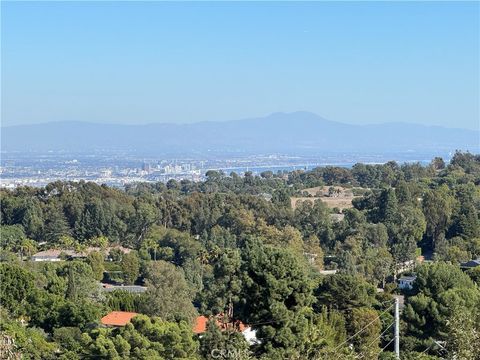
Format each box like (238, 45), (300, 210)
(2, 1), (479, 129)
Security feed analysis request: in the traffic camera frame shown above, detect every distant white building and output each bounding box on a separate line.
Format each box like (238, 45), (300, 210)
(398, 275), (416, 290)
(31, 249), (84, 261)
(31, 245), (131, 262)
(100, 283), (147, 294)
(319, 269), (338, 275)
(242, 327), (259, 345)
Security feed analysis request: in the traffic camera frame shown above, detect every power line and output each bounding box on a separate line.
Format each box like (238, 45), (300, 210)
(331, 301), (395, 354)
(355, 321), (395, 359)
(218, 299), (398, 360)
(244, 299), (396, 328)
(421, 343), (433, 354)
(380, 339), (395, 352)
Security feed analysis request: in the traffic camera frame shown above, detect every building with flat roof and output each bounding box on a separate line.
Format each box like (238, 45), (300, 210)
(31, 249), (85, 261)
(31, 245), (132, 262)
(100, 283), (147, 293)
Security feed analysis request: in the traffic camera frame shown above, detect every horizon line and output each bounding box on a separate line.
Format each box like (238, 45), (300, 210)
(1, 111), (479, 132)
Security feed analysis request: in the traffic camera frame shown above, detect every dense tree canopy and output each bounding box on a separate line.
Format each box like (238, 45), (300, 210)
(1, 152), (479, 358)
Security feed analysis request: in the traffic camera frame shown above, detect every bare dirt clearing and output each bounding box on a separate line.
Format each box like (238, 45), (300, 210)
(291, 185), (363, 210)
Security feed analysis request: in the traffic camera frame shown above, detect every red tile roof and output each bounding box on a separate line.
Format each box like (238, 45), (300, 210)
(194, 315), (247, 334)
(194, 315), (209, 334)
(101, 311), (138, 326)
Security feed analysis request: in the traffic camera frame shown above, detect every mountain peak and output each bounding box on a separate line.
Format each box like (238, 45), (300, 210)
(1, 112), (478, 155)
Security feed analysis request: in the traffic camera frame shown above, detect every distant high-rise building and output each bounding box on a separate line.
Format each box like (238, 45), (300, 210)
(142, 163), (151, 173)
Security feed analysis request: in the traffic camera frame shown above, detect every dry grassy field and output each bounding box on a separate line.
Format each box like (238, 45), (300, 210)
(290, 186), (359, 210)
(299, 185), (350, 197)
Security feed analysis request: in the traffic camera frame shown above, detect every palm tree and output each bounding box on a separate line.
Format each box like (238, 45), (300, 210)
(19, 239), (37, 260)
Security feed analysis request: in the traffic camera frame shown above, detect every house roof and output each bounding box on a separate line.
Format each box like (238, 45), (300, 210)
(32, 249), (86, 258)
(461, 259), (480, 268)
(32, 245), (132, 259)
(399, 275), (417, 281)
(31, 249), (63, 258)
(194, 315), (209, 334)
(319, 269), (338, 275)
(193, 315), (247, 334)
(100, 283), (147, 293)
(101, 311), (138, 326)
(87, 245), (132, 255)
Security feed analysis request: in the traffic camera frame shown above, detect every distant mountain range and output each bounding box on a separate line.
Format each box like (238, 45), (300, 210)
(2, 112), (478, 156)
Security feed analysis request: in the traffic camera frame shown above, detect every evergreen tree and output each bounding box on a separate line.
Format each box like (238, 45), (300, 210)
(238, 238), (314, 356)
(121, 251), (140, 285)
(86, 251), (105, 281)
(140, 260), (197, 324)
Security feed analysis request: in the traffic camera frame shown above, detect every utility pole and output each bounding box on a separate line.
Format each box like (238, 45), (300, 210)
(394, 297), (400, 359)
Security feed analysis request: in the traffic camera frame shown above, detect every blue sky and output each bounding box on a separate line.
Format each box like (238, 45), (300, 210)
(1, 1), (479, 129)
